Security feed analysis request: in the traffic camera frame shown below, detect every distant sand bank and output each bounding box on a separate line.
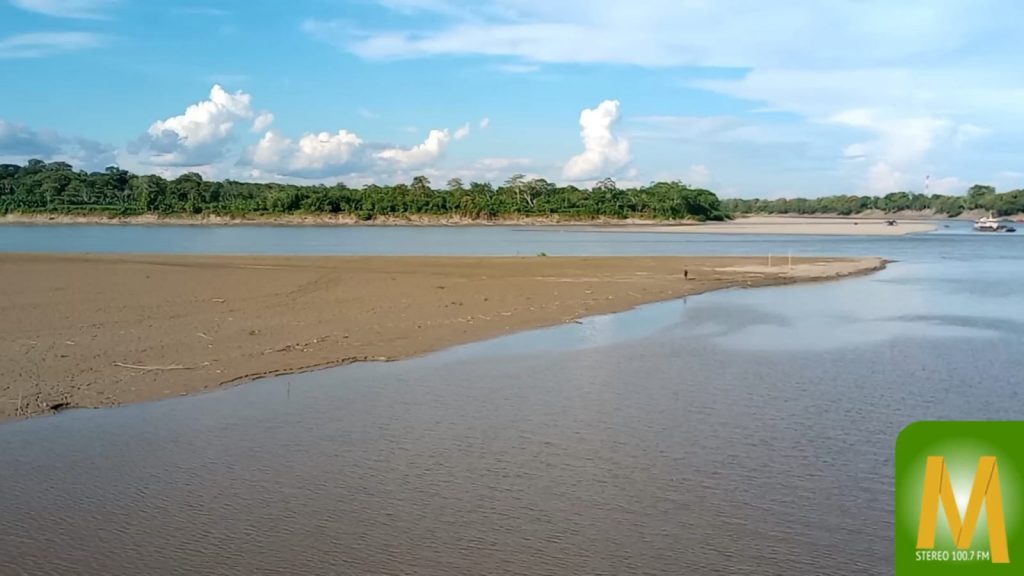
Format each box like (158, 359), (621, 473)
(604, 216), (937, 236)
(0, 254), (885, 421)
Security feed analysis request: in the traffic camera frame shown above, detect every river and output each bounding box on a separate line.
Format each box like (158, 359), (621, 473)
(1, 223), (1022, 575)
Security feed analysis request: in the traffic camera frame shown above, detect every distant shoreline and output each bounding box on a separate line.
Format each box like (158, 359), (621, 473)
(597, 216), (938, 236)
(1, 212), (944, 235)
(0, 212), (704, 227)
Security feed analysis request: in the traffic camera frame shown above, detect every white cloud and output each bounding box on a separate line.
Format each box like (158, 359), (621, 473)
(376, 129), (453, 168)
(628, 115), (813, 145)
(135, 84), (271, 166)
(0, 32), (104, 58)
(827, 109), (966, 192)
(246, 129), (366, 178)
(479, 117), (490, 129)
(242, 117), (470, 178)
(10, 0), (119, 19)
(252, 112), (275, 133)
(0, 118), (115, 169)
(313, 1), (993, 69)
(563, 100), (631, 180)
(830, 109), (951, 166)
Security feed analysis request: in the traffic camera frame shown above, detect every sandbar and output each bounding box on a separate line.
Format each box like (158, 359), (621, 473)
(600, 216), (937, 236)
(0, 254), (885, 421)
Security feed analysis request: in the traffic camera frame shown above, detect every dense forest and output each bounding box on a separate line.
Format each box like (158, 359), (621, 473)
(0, 160), (727, 221)
(3, 160), (1024, 221)
(724, 185), (1024, 217)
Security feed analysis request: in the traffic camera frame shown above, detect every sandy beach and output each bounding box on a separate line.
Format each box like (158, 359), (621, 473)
(606, 216), (937, 235)
(0, 254), (884, 421)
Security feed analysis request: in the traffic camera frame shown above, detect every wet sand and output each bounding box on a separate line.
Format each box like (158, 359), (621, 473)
(0, 254), (884, 421)
(609, 216), (937, 235)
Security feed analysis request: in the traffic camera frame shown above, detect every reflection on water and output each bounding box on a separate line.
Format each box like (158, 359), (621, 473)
(3, 231), (1024, 575)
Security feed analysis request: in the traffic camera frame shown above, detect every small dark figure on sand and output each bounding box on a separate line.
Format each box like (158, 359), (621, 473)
(684, 269), (689, 280)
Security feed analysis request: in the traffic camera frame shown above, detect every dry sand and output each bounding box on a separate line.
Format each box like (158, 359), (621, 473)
(0, 254), (885, 421)
(608, 216), (937, 236)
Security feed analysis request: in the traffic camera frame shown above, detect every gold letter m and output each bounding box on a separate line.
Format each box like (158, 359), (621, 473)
(916, 456), (1009, 564)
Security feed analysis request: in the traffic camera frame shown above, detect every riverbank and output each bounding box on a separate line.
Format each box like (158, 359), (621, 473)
(1, 213), (702, 227)
(604, 216), (937, 235)
(0, 254), (884, 421)
(0, 213), (948, 235)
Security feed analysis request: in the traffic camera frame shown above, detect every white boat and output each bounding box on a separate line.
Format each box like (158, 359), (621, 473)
(973, 214), (1017, 233)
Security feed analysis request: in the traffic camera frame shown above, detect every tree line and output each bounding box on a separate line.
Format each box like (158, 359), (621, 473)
(3, 160), (1023, 221)
(723, 185), (1024, 217)
(0, 160), (727, 221)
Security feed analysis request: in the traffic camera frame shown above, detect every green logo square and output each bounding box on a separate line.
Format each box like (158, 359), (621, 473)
(896, 421), (1024, 574)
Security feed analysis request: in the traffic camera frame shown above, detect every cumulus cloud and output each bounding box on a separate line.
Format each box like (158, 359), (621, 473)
(252, 112), (275, 133)
(0, 118), (115, 169)
(0, 32), (104, 58)
(134, 85), (272, 166)
(454, 123), (470, 140)
(244, 123), (470, 178)
(0, 119), (62, 157)
(376, 129), (453, 168)
(10, 0), (119, 19)
(245, 129), (366, 178)
(562, 100), (631, 180)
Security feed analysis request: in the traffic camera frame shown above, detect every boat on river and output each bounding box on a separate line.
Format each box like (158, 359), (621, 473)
(974, 215), (1017, 233)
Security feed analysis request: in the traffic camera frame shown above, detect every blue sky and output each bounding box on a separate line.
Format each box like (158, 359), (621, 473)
(2, 0), (1023, 198)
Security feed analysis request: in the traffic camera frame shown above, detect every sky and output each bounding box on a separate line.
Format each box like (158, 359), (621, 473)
(2, 0), (1024, 198)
